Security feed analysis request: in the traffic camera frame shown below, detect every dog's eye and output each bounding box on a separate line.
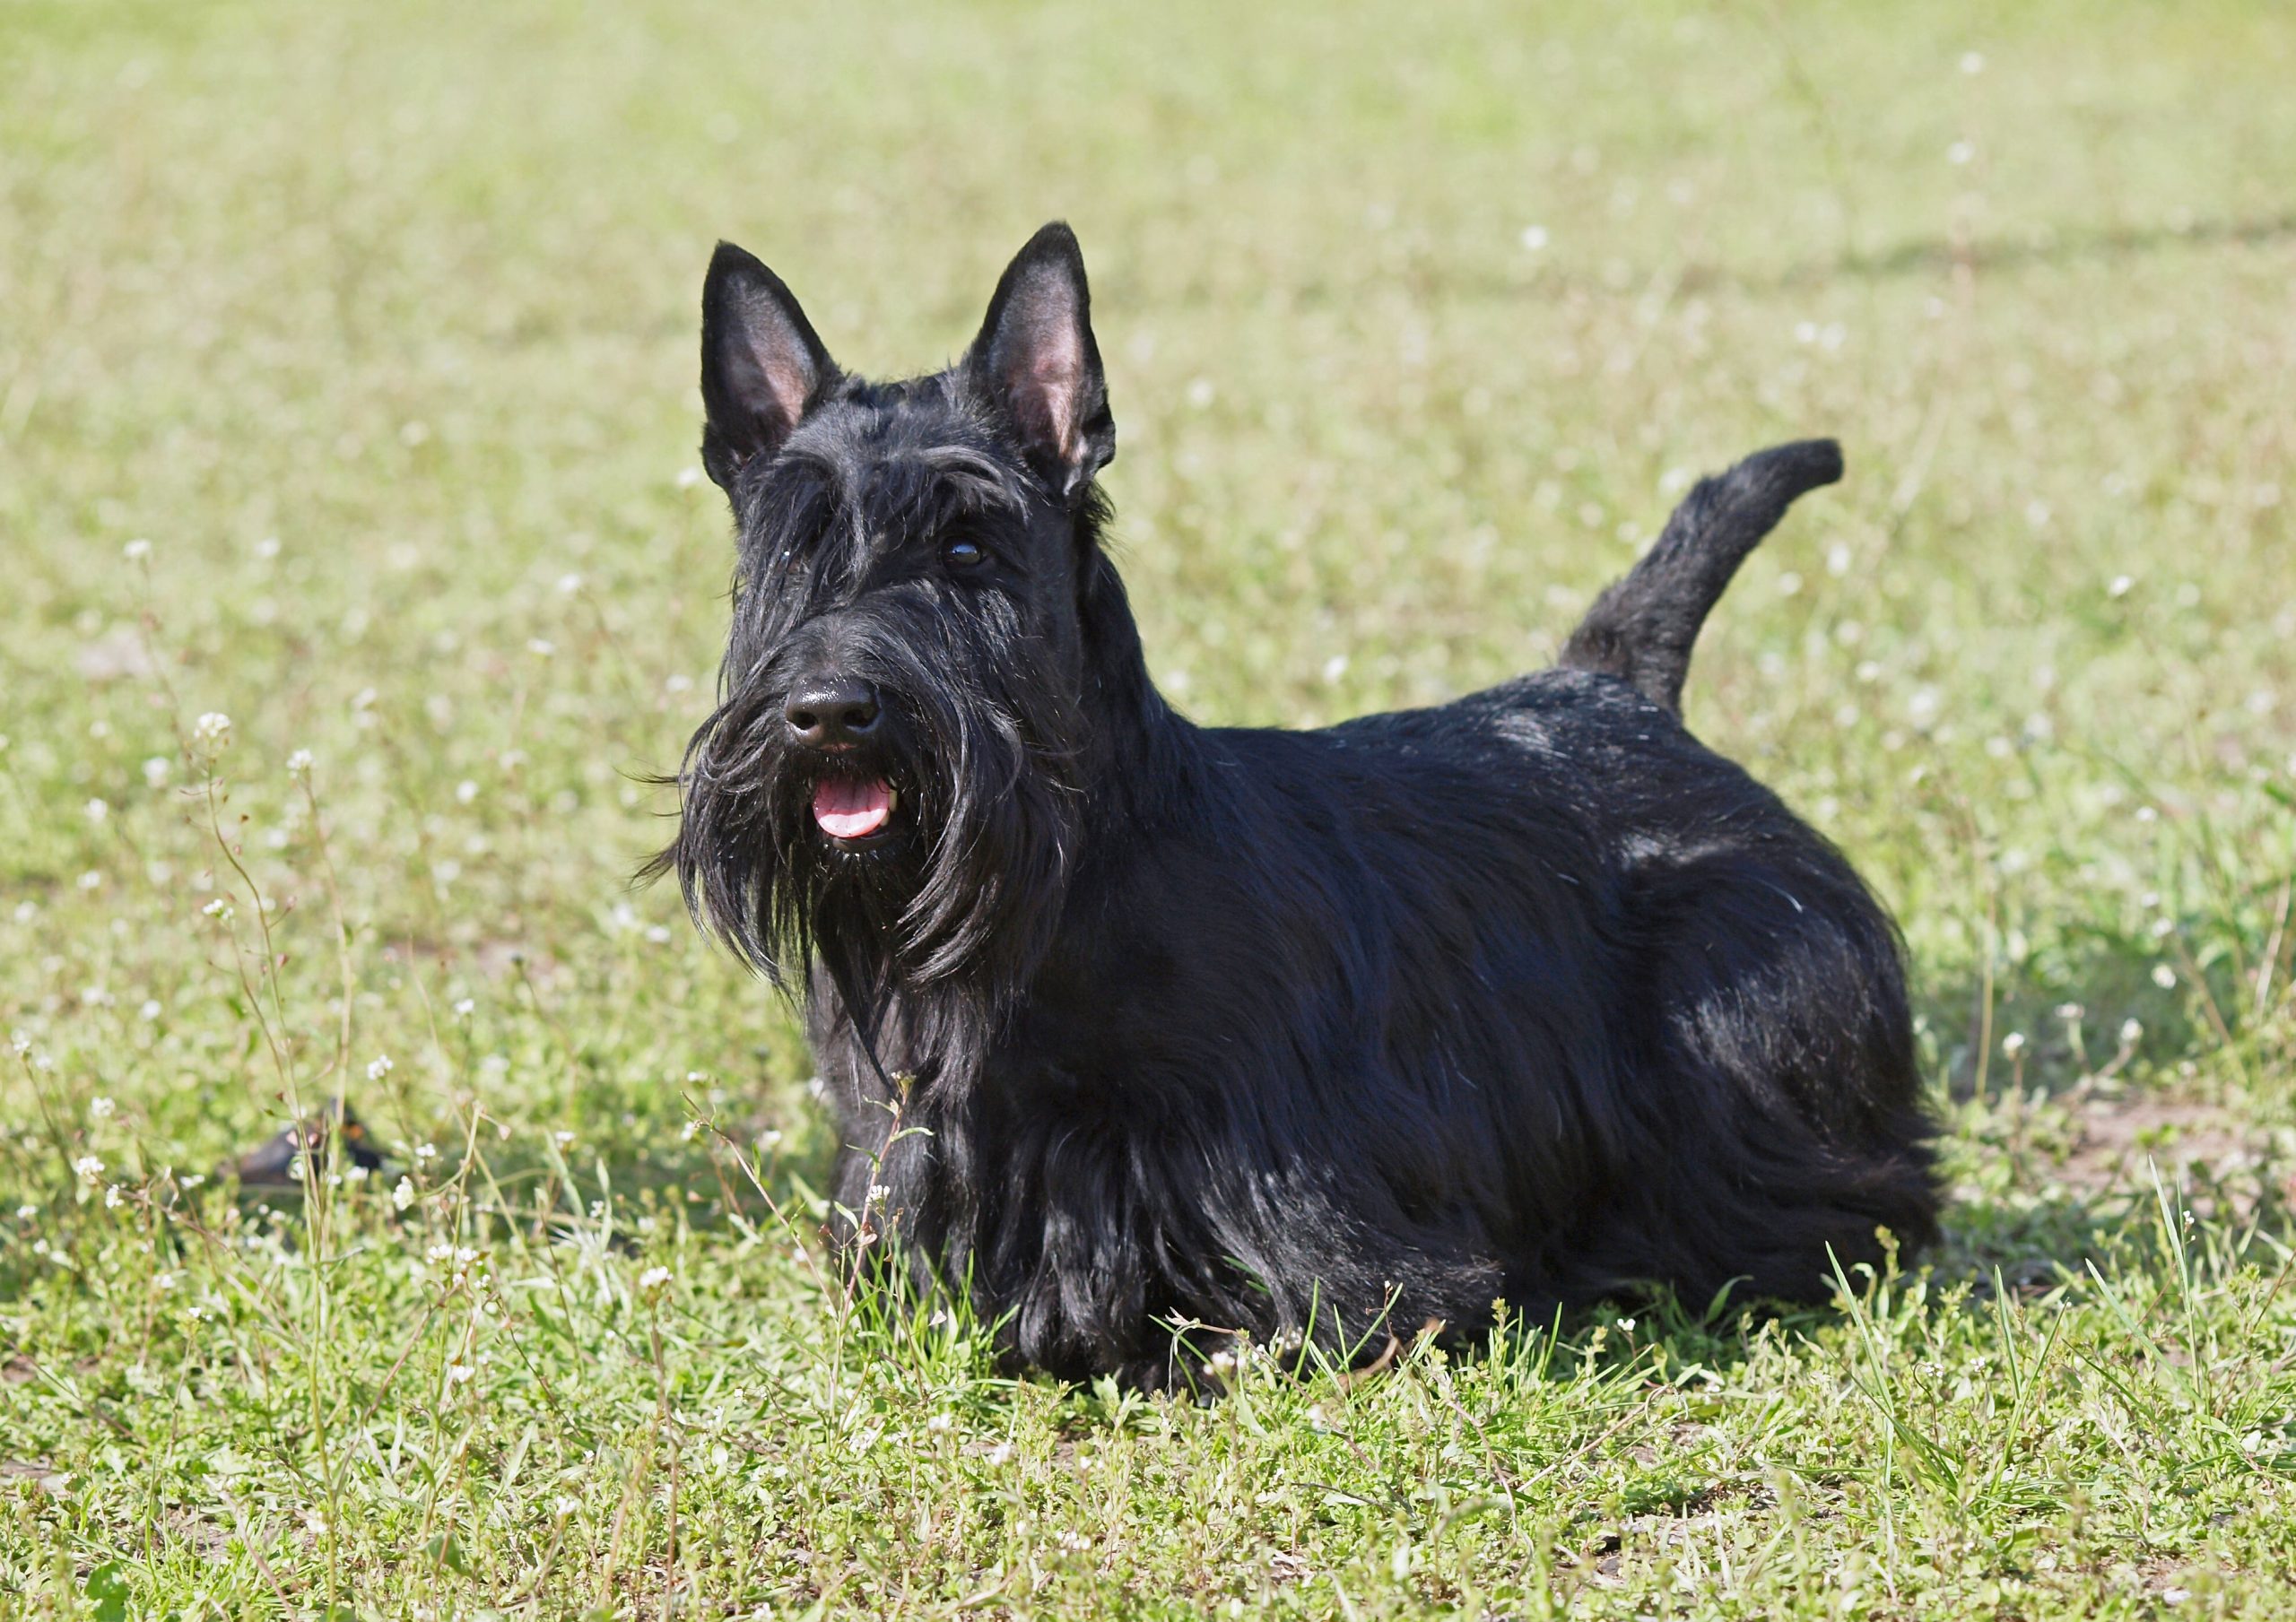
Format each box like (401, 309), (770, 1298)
(943, 537), (986, 571)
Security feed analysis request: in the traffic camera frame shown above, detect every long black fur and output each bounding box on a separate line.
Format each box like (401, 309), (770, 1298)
(654, 223), (1939, 1391)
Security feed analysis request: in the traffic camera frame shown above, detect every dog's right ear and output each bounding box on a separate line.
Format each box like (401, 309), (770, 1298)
(700, 242), (838, 488)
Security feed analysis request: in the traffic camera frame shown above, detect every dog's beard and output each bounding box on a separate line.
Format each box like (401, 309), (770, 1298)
(653, 644), (1083, 1036)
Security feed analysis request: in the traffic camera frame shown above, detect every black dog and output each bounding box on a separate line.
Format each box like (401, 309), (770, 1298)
(656, 222), (1938, 1390)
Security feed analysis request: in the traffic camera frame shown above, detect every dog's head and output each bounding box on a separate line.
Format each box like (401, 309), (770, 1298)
(653, 224), (1119, 1009)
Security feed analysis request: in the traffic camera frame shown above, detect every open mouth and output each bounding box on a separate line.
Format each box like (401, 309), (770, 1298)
(813, 776), (899, 845)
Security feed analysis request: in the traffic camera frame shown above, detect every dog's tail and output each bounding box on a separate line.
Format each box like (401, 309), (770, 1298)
(1559, 438), (1843, 715)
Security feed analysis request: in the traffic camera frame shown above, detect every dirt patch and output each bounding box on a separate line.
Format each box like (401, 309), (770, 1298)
(2053, 1088), (2292, 1210)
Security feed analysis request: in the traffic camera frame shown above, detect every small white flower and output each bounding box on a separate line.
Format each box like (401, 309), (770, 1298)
(191, 712), (232, 753)
(74, 1155), (106, 1182)
(8, 1032), (30, 1058)
(85, 798), (109, 824)
(77, 871), (103, 891)
(1615, 1316), (1636, 1332)
(757, 1129), (784, 1153)
(286, 749), (314, 778)
(867, 1182), (891, 1203)
(414, 1142), (439, 1161)
(104, 1184), (125, 1209)
(557, 572), (584, 595)
(2120, 1018), (2144, 1046)
(143, 756), (171, 787)
(2000, 1032), (2026, 1058)
(366, 1054), (393, 1082)
(392, 1177), (416, 1210)
(926, 1411), (954, 1433)
(124, 538), (153, 562)
(90, 1096), (117, 1120)
(2109, 574), (2135, 599)
(680, 1120), (701, 1141)
(154, 1271), (178, 1291)
(552, 1130), (575, 1149)
(638, 1265), (674, 1291)
(445, 1362), (474, 1385)
(2152, 963), (2177, 989)
(202, 898), (234, 922)
(527, 638), (555, 658)
(456, 779), (479, 804)
(452, 997), (474, 1019)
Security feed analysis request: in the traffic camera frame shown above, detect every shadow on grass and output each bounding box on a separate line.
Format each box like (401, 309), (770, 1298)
(1709, 211), (2296, 292)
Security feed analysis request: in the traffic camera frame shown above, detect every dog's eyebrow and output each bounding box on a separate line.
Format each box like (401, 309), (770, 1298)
(912, 442), (1028, 515)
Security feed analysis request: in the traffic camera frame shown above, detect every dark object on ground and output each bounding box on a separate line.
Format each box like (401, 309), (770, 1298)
(652, 223), (1939, 1391)
(224, 1097), (386, 1187)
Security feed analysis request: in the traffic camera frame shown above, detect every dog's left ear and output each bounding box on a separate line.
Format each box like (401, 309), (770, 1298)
(968, 221), (1115, 499)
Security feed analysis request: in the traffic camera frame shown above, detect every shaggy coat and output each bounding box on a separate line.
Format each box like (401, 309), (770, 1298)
(657, 223), (1939, 1390)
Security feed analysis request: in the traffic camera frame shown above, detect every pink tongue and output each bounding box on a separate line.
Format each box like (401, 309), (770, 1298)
(813, 778), (893, 839)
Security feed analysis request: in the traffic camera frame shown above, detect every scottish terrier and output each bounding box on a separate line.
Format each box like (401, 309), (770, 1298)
(655, 222), (1938, 1390)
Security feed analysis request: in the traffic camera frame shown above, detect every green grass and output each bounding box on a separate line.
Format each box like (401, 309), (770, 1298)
(5, 0), (2296, 1614)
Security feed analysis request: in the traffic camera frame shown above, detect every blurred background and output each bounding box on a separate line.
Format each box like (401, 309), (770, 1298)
(3, 0), (2294, 1607)
(6, 0), (2294, 1235)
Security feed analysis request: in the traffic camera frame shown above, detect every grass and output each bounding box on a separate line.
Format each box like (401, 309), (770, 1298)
(4, 0), (2295, 1614)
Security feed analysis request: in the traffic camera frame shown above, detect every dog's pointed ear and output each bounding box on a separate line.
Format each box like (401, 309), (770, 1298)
(968, 222), (1115, 499)
(700, 242), (838, 488)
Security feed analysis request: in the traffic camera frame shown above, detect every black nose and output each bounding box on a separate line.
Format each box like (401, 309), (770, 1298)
(783, 677), (881, 749)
